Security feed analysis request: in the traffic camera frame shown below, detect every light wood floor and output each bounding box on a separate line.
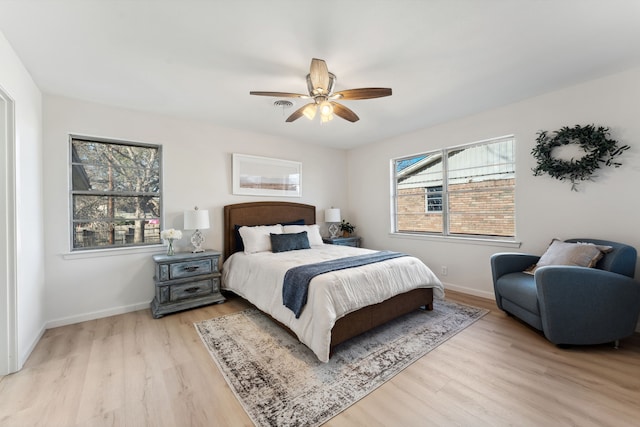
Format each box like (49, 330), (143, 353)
(1, 291), (639, 426)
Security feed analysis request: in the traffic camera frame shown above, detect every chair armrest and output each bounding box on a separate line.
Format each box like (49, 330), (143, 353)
(535, 266), (640, 344)
(490, 253), (540, 284)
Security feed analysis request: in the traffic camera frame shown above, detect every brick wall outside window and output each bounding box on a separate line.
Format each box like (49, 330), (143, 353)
(397, 178), (515, 236)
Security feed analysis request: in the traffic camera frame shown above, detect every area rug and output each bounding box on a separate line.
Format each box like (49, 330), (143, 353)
(195, 300), (488, 427)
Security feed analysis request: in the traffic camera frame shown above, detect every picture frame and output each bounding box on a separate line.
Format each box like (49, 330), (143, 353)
(232, 153), (302, 197)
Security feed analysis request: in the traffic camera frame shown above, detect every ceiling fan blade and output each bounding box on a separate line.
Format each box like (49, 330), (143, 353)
(331, 102), (359, 122)
(332, 88), (392, 100)
(309, 58), (330, 94)
(250, 91), (309, 98)
(286, 103), (316, 122)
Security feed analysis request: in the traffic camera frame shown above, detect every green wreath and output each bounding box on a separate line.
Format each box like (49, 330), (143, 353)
(531, 124), (629, 191)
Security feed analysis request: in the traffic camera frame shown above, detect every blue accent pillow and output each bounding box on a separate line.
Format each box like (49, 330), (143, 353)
(234, 225), (244, 252)
(235, 219), (305, 253)
(270, 231), (310, 253)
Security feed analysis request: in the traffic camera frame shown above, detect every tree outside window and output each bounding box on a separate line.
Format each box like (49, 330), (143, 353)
(70, 136), (162, 250)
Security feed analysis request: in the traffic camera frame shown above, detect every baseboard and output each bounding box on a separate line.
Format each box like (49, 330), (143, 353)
(19, 324), (46, 370)
(442, 282), (495, 300)
(45, 301), (152, 329)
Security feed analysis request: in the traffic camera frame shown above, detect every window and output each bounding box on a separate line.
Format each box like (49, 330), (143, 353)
(426, 186), (443, 212)
(70, 136), (162, 250)
(393, 135), (515, 239)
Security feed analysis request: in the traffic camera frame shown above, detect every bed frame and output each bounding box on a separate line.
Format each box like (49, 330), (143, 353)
(223, 201), (433, 353)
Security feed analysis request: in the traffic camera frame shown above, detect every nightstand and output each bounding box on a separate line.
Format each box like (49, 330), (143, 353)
(323, 236), (361, 247)
(151, 250), (225, 318)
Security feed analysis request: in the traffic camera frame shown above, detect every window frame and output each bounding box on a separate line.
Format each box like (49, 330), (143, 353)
(69, 134), (163, 252)
(391, 135), (516, 241)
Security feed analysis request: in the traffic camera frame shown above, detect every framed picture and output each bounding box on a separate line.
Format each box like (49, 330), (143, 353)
(232, 154), (302, 197)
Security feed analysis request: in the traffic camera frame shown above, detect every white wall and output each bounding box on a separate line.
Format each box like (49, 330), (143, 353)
(8, 34), (640, 361)
(348, 66), (640, 299)
(0, 31), (46, 370)
(43, 95), (348, 326)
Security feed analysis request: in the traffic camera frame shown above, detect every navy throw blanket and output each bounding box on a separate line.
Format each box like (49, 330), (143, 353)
(282, 251), (408, 318)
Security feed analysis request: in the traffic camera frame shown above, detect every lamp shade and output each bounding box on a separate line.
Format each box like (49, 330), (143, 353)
(184, 208), (210, 230)
(324, 208), (341, 223)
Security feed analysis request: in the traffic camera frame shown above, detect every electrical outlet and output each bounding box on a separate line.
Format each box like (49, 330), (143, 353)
(441, 265), (448, 276)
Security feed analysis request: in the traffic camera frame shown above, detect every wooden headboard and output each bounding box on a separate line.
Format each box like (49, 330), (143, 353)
(223, 201), (316, 260)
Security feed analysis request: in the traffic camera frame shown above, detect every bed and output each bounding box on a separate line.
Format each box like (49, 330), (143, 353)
(221, 201), (444, 362)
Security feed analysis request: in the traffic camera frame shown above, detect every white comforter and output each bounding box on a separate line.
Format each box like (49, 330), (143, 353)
(221, 245), (444, 362)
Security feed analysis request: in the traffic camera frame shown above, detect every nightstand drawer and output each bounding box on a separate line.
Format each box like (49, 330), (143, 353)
(333, 240), (358, 247)
(323, 236), (361, 247)
(170, 278), (216, 302)
(169, 258), (213, 279)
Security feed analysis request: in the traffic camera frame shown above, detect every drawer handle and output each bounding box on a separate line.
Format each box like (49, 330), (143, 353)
(184, 266), (200, 272)
(184, 286), (200, 293)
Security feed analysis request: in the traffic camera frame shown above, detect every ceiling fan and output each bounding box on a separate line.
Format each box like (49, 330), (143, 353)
(250, 58), (392, 123)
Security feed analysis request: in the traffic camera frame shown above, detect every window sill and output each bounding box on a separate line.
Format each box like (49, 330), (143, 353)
(63, 244), (167, 260)
(389, 232), (521, 249)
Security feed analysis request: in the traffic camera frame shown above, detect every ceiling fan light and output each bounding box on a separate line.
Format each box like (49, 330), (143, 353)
(320, 112), (334, 123)
(302, 104), (317, 120)
(319, 100), (333, 116)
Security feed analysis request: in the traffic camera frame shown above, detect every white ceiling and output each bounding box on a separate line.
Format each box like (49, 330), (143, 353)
(1, 0), (640, 149)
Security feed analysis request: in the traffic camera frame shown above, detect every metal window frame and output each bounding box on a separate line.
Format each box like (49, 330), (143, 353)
(392, 135), (515, 239)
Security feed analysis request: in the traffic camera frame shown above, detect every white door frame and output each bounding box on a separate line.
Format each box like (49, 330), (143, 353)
(0, 86), (18, 375)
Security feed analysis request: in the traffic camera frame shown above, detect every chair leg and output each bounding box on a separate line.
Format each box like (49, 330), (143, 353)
(614, 339), (619, 349)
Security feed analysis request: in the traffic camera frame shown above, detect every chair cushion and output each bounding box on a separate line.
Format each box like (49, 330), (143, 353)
(495, 272), (540, 314)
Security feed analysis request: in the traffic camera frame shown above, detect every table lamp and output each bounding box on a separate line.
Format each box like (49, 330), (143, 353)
(184, 206), (210, 253)
(325, 208), (341, 238)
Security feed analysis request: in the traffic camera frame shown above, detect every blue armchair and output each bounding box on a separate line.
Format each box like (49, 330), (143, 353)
(491, 239), (640, 347)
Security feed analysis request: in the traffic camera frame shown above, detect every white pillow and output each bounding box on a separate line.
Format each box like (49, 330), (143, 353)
(239, 225), (283, 254)
(524, 239), (608, 274)
(283, 224), (324, 246)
